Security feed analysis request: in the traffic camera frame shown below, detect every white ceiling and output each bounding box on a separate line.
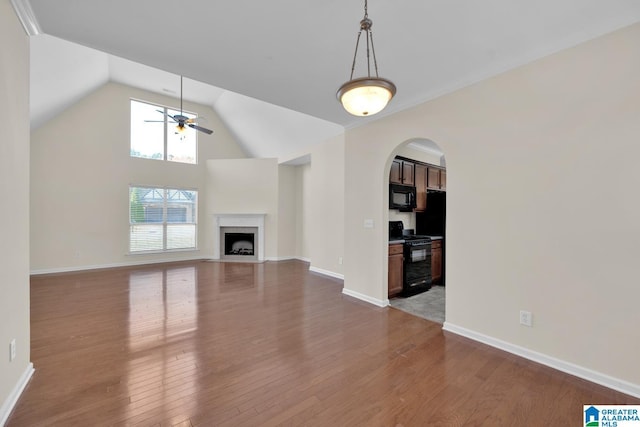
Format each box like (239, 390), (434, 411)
(22, 0), (640, 159)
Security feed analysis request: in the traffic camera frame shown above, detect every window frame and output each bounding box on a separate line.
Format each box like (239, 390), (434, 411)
(129, 185), (199, 254)
(129, 98), (198, 164)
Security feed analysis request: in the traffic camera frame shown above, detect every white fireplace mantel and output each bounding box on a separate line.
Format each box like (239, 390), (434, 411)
(212, 213), (266, 261)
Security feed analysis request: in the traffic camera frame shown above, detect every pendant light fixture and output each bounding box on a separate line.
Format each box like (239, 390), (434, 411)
(337, 0), (396, 117)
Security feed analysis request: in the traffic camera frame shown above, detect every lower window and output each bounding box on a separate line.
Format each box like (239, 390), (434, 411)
(129, 186), (197, 252)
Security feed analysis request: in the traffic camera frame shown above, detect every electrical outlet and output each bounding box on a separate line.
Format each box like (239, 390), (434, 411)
(10, 339), (16, 361)
(363, 219), (374, 229)
(338, 257), (343, 265)
(519, 310), (533, 327)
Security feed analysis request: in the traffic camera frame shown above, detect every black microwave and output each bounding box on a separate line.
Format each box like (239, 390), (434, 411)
(389, 183), (416, 211)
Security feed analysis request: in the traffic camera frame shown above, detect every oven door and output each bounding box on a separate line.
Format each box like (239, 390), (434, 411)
(403, 242), (432, 295)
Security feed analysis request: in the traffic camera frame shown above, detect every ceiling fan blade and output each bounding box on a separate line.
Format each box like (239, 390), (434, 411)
(188, 124), (213, 135)
(155, 109), (179, 123)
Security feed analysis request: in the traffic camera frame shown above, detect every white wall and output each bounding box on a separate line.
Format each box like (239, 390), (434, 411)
(277, 165), (297, 259)
(30, 82), (246, 273)
(295, 164), (311, 260)
(344, 23), (640, 392)
(304, 135), (345, 277)
(0, 0), (32, 422)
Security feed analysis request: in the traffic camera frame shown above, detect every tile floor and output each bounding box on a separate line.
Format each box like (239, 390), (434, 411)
(389, 285), (445, 324)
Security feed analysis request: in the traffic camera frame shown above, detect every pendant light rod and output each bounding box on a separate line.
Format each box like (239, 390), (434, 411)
(347, 0), (381, 81)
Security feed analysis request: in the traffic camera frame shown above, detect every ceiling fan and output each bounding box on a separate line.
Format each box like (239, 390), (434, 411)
(147, 76), (213, 135)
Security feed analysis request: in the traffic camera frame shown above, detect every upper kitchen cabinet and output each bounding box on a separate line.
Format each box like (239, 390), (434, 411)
(414, 163), (427, 212)
(390, 158), (415, 186)
(427, 167), (446, 191)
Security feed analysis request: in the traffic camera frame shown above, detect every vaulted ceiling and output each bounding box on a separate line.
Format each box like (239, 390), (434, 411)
(22, 0), (640, 159)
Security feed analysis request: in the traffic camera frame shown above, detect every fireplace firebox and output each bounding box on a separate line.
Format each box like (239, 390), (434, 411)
(219, 225), (259, 261)
(224, 233), (255, 256)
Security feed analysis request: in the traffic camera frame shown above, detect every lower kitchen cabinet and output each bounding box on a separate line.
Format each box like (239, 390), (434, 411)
(388, 243), (404, 297)
(431, 240), (442, 284)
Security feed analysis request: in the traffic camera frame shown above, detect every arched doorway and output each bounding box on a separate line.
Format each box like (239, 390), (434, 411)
(384, 138), (447, 324)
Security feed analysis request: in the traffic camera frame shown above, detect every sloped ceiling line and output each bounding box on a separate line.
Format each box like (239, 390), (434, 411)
(10, 0), (41, 36)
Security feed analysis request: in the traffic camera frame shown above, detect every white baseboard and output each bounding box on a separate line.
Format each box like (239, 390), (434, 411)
(309, 266), (344, 281)
(443, 322), (640, 399)
(341, 288), (389, 308)
(1, 363), (34, 426)
(30, 256), (207, 275)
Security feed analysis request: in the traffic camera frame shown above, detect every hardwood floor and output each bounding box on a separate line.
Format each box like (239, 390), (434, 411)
(8, 260), (638, 426)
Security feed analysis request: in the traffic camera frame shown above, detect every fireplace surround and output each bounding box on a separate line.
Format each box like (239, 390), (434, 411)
(212, 214), (265, 262)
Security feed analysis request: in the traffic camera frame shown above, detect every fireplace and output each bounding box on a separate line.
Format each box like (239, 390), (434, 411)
(213, 214), (265, 262)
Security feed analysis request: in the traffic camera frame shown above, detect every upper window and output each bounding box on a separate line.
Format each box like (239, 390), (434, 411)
(130, 99), (197, 164)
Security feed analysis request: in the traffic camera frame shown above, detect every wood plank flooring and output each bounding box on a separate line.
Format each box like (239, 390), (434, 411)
(7, 260), (638, 426)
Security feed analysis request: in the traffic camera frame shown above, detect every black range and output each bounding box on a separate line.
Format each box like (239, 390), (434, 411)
(389, 221), (432, 296)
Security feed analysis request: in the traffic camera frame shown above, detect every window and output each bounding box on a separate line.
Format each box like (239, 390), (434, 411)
(129, 186), (198, 252)
(130, 99), (197, 164)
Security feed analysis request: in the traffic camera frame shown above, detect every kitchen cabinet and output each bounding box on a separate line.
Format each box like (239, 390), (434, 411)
(414, 163), (427, 212)
(390, 159), (415, 186)
(388, 243), (404, 297)
(431, 240), (442, 283)
(427, 167), (446, 191)
(389, 159), (402, 184)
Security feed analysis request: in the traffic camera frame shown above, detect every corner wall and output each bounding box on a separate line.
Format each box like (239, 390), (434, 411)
(277, 165), (297, 259)
(0, 0), (33, 422)
(344, 23), (640, 392)
(305, 135), (345, 278)
(206, 158), (279, 259)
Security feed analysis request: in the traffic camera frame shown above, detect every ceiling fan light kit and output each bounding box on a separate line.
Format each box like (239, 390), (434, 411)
(337, 0), (396, 117)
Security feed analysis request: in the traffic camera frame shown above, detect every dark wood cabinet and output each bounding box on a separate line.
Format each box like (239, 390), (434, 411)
(414, 163), (427, 212)
(427, 166), (446, 190)
(402, 162), (415, 186)
(431, 240), (442, 284)
(388, 243), (404, 297)
(390, 159), (415, 185)
(389, 159), (402, 184)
